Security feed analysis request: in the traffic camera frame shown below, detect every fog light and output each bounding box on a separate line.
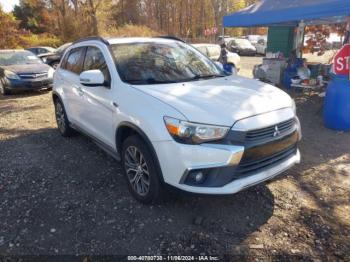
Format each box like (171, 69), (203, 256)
(194, 172), (204, 182)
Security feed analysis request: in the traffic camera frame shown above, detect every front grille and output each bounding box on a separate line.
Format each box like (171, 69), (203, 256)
(18, 72), (48, 79)
(245, 118), (296, 144)
(235, 144), (297, 176)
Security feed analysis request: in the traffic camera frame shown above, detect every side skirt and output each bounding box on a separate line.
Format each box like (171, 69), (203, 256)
(70, 123), (121, 162)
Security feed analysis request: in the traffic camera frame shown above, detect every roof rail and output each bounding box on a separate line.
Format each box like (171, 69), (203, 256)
(73, 36), (110, 46)
(155, 36), (186, 43)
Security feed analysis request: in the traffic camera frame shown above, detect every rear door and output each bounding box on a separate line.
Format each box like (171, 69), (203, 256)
(57, 46), (86, 125)
(78, 45), (115, 148)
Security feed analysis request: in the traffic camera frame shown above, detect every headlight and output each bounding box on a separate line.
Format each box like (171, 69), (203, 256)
(164, 116), (229, 144)
(291, 99), (297, 115)
(48, 67), (55, 78)
(4, 70), (20, 80)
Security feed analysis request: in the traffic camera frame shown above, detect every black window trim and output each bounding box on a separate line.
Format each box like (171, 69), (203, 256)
(62, 46), (87, 75)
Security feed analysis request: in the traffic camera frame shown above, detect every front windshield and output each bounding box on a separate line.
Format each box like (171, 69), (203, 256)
(111, 42), (224, 85)
(0, 51), (42, 66)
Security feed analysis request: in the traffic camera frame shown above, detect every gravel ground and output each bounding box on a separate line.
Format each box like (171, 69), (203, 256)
(0, 57), (349, 260)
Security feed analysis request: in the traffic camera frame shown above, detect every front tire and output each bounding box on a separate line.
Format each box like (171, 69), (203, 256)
(54, 98), (75, 137)
(122, 135), (163, 204)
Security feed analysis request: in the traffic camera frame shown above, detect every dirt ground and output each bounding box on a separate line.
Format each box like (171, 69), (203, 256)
(0, 57), (349, 260)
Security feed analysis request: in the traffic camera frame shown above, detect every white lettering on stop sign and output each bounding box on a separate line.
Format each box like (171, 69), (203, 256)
(333, 44), (350, 75)
(336, 57), (344, 71)
(346, 56), (350, 70)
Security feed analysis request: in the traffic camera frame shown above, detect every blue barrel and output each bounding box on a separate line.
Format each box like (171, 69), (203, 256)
(324, 74), (350, 131)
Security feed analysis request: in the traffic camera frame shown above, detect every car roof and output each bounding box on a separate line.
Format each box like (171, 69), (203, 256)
(72, 37), (186, 47)
(106, 37), (181, 45)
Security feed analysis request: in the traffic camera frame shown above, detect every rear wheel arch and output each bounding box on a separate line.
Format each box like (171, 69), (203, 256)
(52, 92), (67, 110)
(116, 122), (165, 183)
(52, 92), (61, 103)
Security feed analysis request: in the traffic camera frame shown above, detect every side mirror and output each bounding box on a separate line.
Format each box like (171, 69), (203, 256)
(79, 70), (105, 86)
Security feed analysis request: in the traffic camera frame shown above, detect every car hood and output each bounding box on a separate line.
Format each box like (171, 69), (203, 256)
(132, 76), (293, 126)
(2, 64), (51, 74)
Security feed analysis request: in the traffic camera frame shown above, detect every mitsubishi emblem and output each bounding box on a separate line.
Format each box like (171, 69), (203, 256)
(273, 125), (280, 137)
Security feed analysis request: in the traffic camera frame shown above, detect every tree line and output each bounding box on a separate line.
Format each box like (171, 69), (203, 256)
(0, 0), (259, 48)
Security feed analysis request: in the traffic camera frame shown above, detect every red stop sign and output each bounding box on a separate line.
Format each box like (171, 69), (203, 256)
(333, 44), (350, 75)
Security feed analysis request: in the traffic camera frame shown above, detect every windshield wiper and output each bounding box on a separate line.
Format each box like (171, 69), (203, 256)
(126, 78), (179, 85)
(191, 74), (226, 80)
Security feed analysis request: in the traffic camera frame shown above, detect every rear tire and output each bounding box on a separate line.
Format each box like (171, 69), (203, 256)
(122, 135), (164, 204)
(54, 98), (76, 137)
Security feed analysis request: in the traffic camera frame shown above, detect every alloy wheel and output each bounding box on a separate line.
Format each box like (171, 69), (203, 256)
(124, 146), (150, 196)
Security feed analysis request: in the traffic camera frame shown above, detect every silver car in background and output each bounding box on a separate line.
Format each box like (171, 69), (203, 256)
(192, 43), (241, 71)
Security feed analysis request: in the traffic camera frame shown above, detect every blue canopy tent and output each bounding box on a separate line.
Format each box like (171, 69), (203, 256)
(223, 0), (350, 88)
(223, 0), (350, 27)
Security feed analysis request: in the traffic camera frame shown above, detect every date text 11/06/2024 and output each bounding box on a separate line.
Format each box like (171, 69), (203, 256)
(127, 255), (220, 261)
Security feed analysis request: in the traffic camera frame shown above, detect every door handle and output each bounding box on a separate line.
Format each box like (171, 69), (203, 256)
(75, 86), (84, 96)
(111, 101), (119, 108)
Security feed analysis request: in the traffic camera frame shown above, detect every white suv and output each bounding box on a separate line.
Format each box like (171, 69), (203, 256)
(53, 36), (301, 204)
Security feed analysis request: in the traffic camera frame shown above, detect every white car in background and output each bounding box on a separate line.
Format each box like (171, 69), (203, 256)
(53, 36), (301, 204)
(192, 43), (241, 71)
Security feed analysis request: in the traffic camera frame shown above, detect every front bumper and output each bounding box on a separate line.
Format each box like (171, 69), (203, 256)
(4, 78), (53, 91)
(153, 110), (301, 195)
(153, 140), (300, 195)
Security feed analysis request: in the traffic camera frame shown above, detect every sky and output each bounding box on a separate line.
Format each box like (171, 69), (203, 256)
(0, 0), (19, 12)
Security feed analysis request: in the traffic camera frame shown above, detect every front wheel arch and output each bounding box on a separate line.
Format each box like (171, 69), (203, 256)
(116, 122), (165, 183)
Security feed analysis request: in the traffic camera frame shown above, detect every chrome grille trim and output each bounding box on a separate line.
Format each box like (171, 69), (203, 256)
(245, 118), (296, 143)
(18, 72), (48, 79)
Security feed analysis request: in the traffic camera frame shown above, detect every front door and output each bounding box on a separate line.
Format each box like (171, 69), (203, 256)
(58, 46), (86, 125)
(78, 46), (115, 148)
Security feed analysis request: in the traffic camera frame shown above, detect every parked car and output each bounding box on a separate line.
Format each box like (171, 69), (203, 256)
(227, 38), (257, 56)
(245, 35), (261, 45)
(0, 50), (54, 95)
(53, 36), (301, 204)
(26, 46), (56, 57)
(192, 43), (241, 70)
(40, 43), (72, 69)
(217, 35), (234, 43)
